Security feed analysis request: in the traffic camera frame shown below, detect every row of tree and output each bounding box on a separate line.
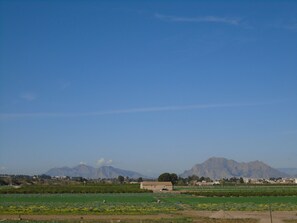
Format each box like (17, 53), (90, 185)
(0, 174), (144, 186)
(1, 173), (249, 187)
(157, 173), (214, 185)
(157, 173), (247, 185)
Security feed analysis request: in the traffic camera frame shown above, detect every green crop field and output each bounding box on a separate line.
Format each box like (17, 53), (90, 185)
(175, 185), (297, 192)
(1, 184), (297, 223)
(1, 192), (297, 215)
(159, 193), (297, 211)
(175, 185), (297, 196)
(0, 193), (181, 215)
(0, 184), (149, 194)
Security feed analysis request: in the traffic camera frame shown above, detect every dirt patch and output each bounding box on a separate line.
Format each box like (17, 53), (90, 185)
(1, 211), (297, 223)
(180, 211), (297, 223)
(209, 210), (233, 219)
(0, 214), (174, 221)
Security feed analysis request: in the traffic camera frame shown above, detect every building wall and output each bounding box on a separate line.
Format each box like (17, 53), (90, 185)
(140, 182), (173, 191)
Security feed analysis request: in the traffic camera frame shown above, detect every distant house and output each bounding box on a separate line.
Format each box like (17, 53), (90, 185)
(140, 181), (173, 191)
(195, 181), (220, 186)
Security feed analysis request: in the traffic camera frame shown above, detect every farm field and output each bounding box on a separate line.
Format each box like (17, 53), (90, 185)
(1, 192), (297, 214)
(176, 185), (297, 197)
(0, 184), (147, 194)
(1, 185), (297, 222)
(175, 185), (297, 192)
(0, 193), (180, 215)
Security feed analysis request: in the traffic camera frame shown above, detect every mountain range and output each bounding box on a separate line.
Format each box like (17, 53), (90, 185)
(45, 164), (146, 179)
(45, 157), (293, 179)
(181, 157), (289, 179)
(277, 168), (297, 177)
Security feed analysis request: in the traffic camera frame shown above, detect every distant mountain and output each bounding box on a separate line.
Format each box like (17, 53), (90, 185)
(181, 157), (289, 179)
(277, 168), (297, 177)
(45, 164), (146, 179)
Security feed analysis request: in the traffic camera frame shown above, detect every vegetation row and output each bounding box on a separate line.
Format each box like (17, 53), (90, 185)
(0, 184), (152, 194)
(1, 193), (297, 214)
(182, 190), (297, 197)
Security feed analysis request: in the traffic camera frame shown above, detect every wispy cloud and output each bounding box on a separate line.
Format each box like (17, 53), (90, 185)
(96, 158), (113, 166)
(20, 92), (37, 101)
(0, 101), (280, 120)
(155, 13), (241, 25)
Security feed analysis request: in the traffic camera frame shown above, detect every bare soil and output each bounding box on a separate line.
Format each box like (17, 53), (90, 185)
(1, 211), (297, 222)
(182, 211), (297, 223)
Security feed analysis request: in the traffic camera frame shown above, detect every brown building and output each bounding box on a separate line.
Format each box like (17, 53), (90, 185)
(140, 181), (173, 191)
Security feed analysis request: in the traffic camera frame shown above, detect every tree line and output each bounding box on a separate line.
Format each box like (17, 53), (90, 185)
(157, 173), (214, 185)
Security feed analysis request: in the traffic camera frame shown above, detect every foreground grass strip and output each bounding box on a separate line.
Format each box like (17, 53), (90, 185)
(0, 217), (258, 223)
(0, 216), (193, 223)
(0, 216), (259, 223)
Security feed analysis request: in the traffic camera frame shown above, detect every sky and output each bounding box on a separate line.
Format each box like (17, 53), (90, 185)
(0, 0), (297, 177)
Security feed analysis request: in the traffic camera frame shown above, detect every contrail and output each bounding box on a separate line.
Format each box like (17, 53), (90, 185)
(0, 101), (282, 120)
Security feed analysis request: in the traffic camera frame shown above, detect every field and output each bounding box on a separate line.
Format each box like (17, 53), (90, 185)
(176, 185), (297, 196)
(1, 185), (297, 222)
(1, 193), (178, 215)
(1, 193), (297, 214)
(0, 184), (148, 194)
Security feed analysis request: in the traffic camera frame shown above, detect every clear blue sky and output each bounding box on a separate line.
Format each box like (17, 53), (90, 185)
(0, 0), (296, 176)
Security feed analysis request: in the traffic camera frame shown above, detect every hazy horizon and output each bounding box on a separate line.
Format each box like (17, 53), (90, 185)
(1, 0), (296, 176)
(2, 156), (297, 178)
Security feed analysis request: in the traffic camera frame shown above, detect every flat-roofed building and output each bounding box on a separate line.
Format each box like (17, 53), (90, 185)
(140, 181), (173, 191)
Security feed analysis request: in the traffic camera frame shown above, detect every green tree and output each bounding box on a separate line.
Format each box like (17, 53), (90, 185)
(118, 175), (125, 184)
(177, 177), (187, 186)
(158, 173), (178, 185)
(170, 173), (178, 185)
(188, 175), (199, 181)
(240, 177), (244, 184)
(158, 173), (171, 182)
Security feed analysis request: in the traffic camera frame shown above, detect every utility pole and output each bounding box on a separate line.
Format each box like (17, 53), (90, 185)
(269, 204), (273, 223)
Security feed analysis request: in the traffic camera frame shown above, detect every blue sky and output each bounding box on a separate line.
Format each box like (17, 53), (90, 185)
(0, 0), (297, 176)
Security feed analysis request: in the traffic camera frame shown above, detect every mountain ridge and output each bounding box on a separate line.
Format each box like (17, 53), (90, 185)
(181, 157), (289, 179)
(45, 157), (294, 180)
(277, 168), (297, 177)
(45, 164), (147, 179)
